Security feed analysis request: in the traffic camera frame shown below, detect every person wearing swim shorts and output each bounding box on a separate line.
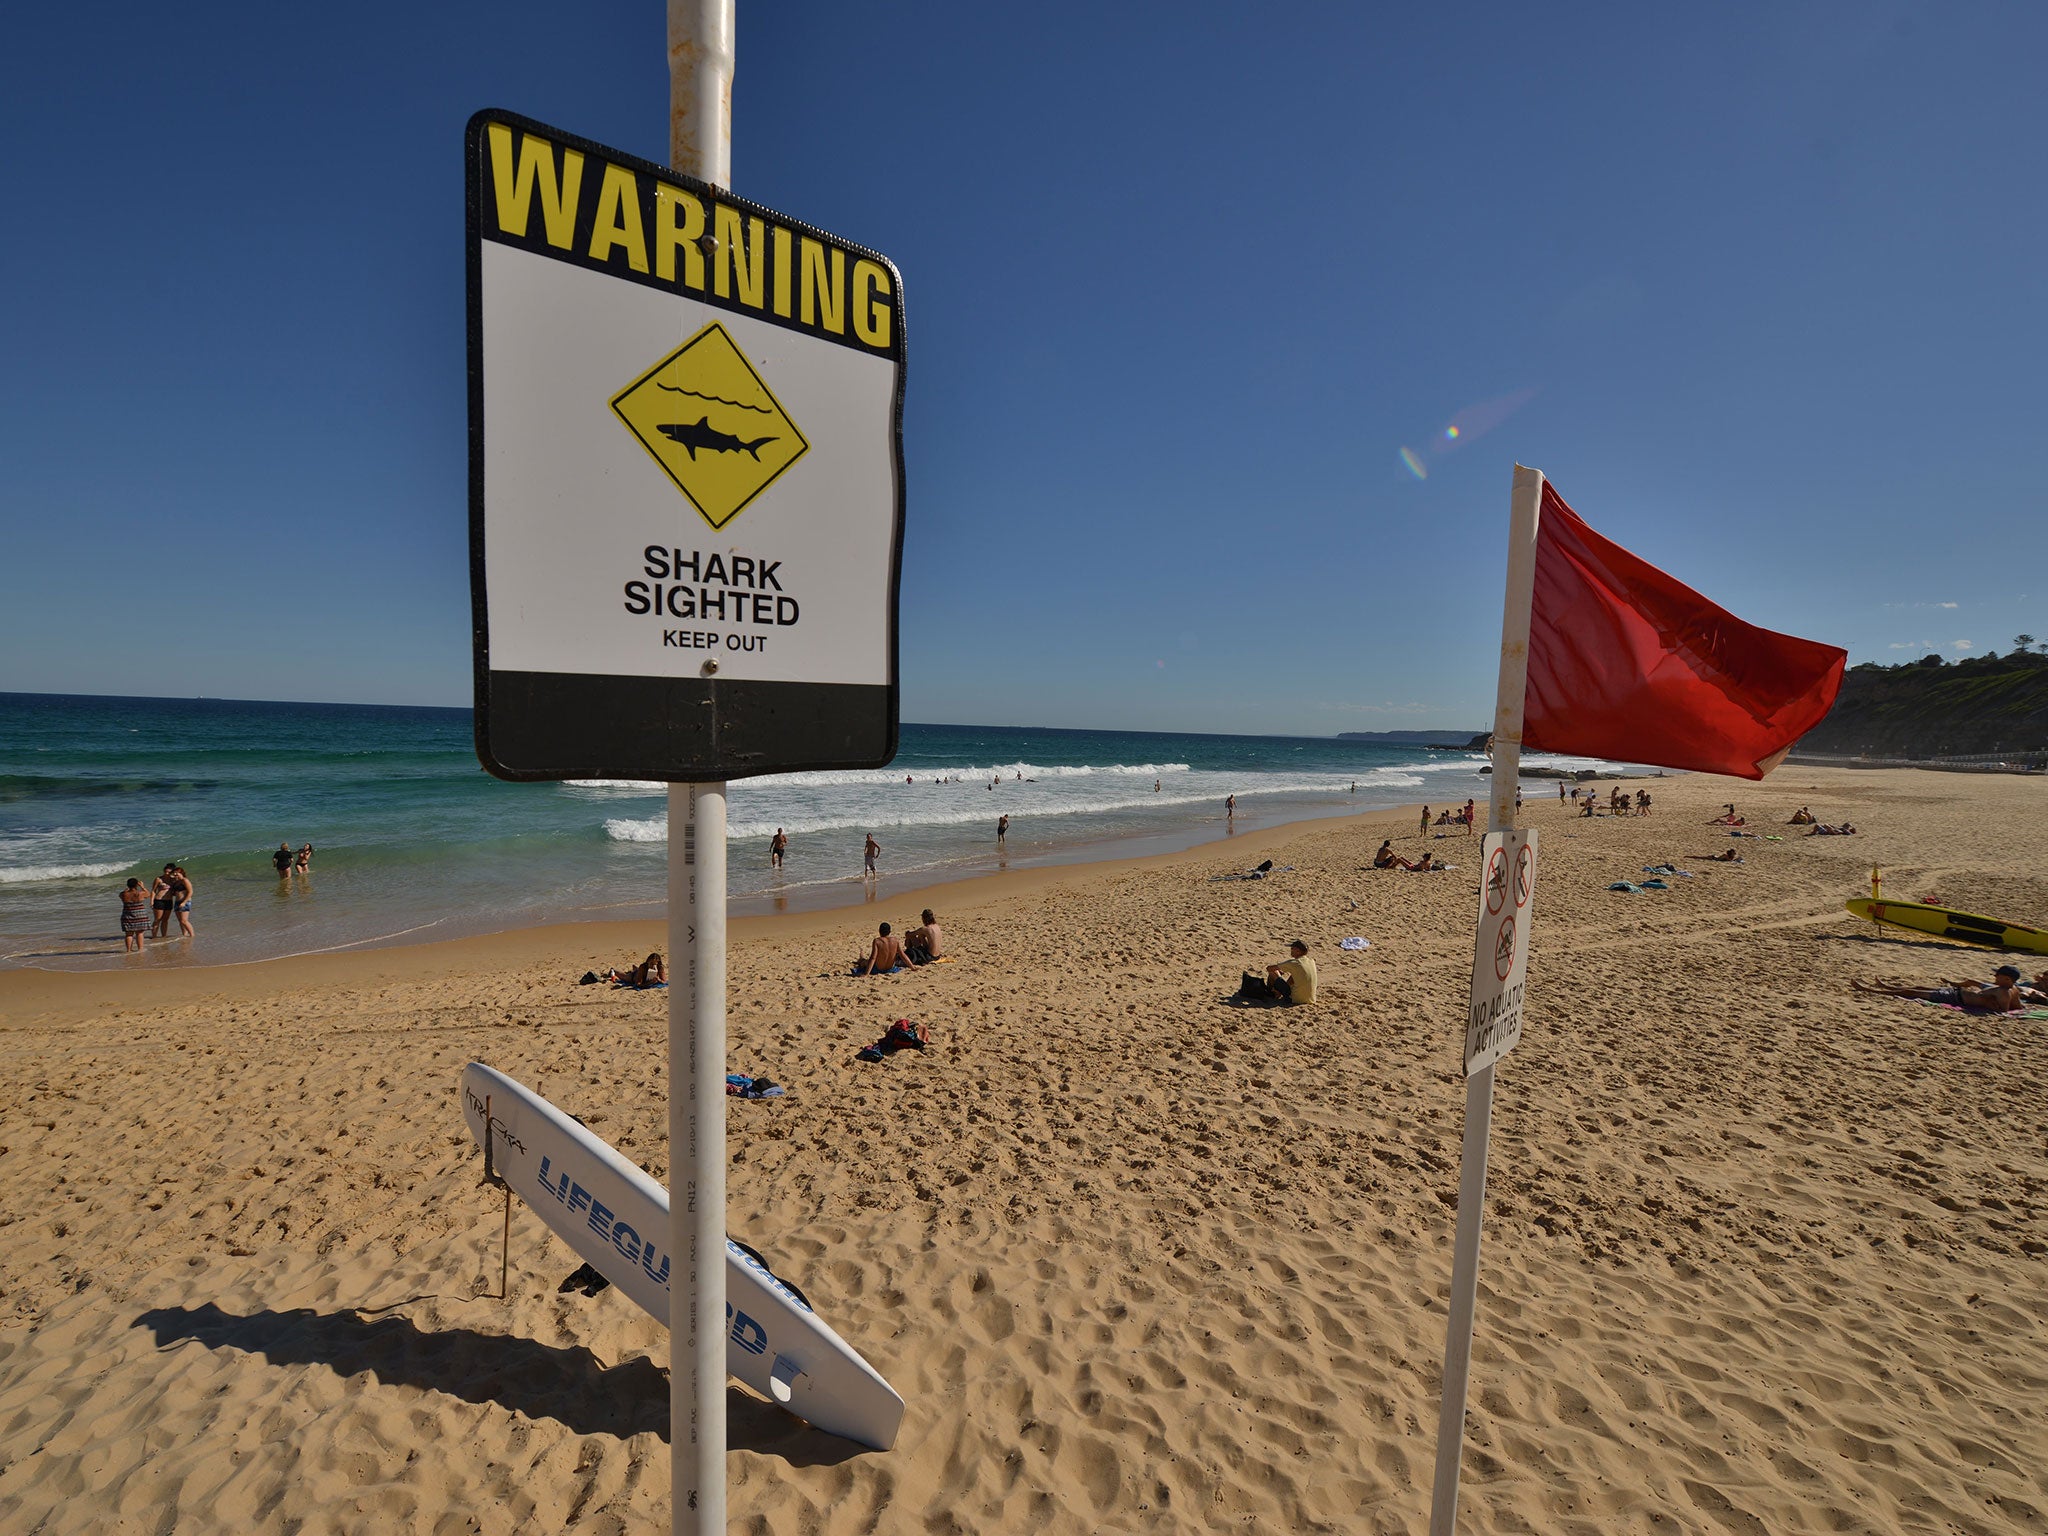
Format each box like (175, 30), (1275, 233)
(169, 865), (194, 937)
(1853, 966), (2022, 1012)
(770, 828), (787, 869)
(855, 922), (904, 975)
(863, 833), (879, 878)
(273, 842), (294, 877)
(906, 909), (943, 965)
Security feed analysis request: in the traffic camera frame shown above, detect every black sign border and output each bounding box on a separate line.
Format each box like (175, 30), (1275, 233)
(465, 108), (905, 784)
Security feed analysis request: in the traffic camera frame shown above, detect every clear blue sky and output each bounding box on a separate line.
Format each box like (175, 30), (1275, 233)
(3, 3), (2041, 735)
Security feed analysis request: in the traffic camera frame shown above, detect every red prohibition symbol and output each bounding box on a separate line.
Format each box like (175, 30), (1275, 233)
(1514, 843), (1534, 907)
(1485, 847), (1508, 915)
(1493, 916), (1517, 980)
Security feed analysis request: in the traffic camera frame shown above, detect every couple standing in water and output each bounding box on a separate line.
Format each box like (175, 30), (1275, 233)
(119, 862), (194, 950)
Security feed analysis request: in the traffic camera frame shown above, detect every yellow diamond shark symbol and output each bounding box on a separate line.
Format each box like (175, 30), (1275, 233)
(611, 323), (809, 530)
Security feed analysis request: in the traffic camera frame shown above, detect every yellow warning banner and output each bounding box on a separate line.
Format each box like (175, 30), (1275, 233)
(469, 111), (899, 360)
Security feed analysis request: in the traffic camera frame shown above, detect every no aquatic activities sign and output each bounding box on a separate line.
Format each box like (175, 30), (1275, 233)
(466, 110), (904, 782)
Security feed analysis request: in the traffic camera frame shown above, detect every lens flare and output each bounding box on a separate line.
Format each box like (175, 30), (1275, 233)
(1443, 425), (1460, 441)
(1399, 447), (1427, 480)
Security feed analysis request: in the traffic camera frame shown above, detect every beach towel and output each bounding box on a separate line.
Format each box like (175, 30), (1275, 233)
(613, 978), (668, 989)
(1339, 936), (1370, 951)
(1915, 1000), (2048, 1020)
(1639, 878), (1670, 890)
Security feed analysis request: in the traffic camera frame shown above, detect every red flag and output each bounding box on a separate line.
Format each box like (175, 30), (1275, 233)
(1523, 481), (1845, 779)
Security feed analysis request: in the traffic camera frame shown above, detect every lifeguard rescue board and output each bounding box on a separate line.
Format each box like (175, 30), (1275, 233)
(1845, 897), (2048, 956)
(459, 1061), (904, 1450)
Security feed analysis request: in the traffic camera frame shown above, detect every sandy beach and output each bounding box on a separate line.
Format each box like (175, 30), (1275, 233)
(1, 765), (2043, 1534)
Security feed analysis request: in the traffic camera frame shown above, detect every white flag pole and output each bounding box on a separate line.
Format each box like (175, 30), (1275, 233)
(667, 6), (735, 1533)
(1427, 463), (1543, 1536)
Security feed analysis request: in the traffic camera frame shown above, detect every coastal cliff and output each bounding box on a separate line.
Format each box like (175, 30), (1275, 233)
(1797, 649), (2048, 757)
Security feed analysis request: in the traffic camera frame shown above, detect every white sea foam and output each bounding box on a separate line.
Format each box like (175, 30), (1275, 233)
(0, 861), (132, 884)
(604, 763), (1432, 844)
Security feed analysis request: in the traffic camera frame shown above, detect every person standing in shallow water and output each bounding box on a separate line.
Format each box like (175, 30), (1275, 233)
(770, 828), (787, 869)
(118, 878), (151, 951)
(863, 833), (879, 879)
(167, 864), (194, 938)
(996, 814), (1008, 845)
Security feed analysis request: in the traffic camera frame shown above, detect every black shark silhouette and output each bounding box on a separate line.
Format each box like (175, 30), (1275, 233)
(656, 416), (778, 461)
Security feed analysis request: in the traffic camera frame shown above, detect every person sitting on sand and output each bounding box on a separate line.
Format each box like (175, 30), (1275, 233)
(1789, 806), (1816, 824)
(1373, 839), (1427, 872)
(1853, 966), (2022, 1013)
(855, 922), (905, 975)
(1239, 940), (1317, 1004)
(607, 953), (666, 987)
(905, 909), (944, 965)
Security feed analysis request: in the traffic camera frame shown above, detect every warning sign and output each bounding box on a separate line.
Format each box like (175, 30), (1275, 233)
(611, 323), (810, 529)
(1466, 828), (1537, 1074)
(465, 110), (904, 784)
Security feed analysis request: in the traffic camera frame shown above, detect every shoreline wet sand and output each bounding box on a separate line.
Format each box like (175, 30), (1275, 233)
(1, 766), (2043, 1533)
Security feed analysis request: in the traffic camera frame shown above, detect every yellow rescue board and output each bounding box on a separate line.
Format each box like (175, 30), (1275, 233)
(1846, 898), (2048, 955)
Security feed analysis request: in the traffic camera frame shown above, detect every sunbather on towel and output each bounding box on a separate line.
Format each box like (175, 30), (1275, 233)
(607, 953), (666, 987)
(855, 922), (906, 975)
(1853, 965), (2023, 1012)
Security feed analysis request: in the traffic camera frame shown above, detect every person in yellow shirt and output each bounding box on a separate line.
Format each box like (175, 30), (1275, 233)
(1238, 939), (1316, 1004)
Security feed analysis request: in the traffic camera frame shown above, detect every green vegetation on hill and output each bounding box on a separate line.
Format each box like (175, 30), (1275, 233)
(1798, 645), (2048, 756)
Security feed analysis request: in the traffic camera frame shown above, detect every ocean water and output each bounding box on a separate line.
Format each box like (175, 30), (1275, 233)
(0, 693), (1626, 971)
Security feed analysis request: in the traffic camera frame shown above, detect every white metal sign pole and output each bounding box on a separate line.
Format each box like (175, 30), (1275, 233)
(1427, 463), (1543, 1536)
(668, 5), (735, 1533)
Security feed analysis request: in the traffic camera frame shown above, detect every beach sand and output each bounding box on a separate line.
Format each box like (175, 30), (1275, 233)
(1, 766), (2044, 1534)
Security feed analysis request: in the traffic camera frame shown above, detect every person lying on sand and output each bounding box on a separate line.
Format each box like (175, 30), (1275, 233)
(1372, 839), (1428, 871)
(1806, 822), (1858, 836)
(855, 922), (905, 975)
(1690, 849), (1745, 862)
(1238, 940), (1316, 1004)
(607, 953), (666, 987)
(1853, 966), (2023, 1012)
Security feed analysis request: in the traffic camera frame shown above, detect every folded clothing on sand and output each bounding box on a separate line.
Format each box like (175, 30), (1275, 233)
(726, 1073), (786, 1098)
(1339, 936), (1370, 951)
(856, 1019), (931, 1062)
